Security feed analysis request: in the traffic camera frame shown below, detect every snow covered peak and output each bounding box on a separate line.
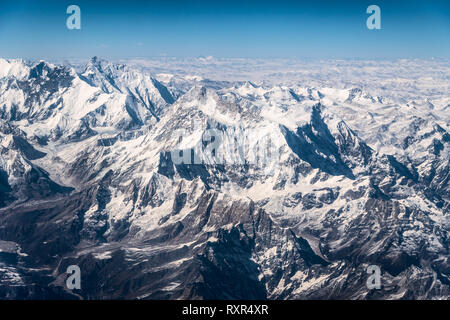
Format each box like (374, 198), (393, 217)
(81, 57), (175, 108)
(345, 87), (378, 103)
(0, 58), (30, 79)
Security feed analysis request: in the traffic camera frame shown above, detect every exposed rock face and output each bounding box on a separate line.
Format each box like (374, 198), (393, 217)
(0, 58), (448, 299)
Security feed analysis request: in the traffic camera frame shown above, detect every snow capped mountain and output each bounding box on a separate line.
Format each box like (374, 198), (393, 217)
(81, 56), (175, 113)
(0, 57), (448, 300)
(0, 59), (30, 79)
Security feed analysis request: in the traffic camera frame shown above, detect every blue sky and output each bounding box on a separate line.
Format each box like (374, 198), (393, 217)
(0, 0), (449, 59)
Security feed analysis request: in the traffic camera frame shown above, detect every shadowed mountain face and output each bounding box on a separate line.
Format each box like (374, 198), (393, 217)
(281, 105), (357, 179)
(0, 58), (448, 300)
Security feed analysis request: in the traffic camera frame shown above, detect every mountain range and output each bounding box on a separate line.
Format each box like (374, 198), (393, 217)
(0, 57), (448, 299)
